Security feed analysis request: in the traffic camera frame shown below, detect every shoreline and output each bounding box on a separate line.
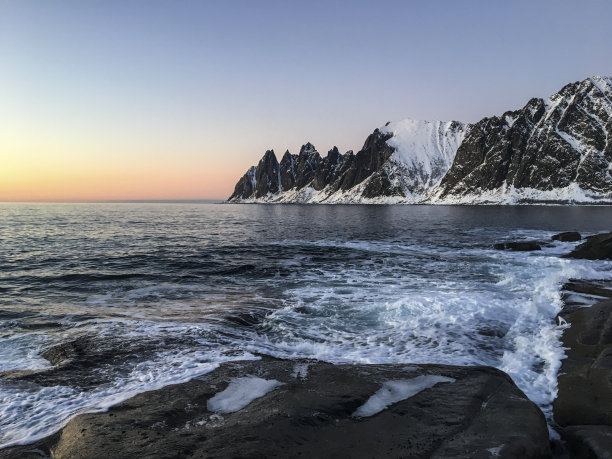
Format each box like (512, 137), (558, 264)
(1, 232), (611, 458)
(552, 279), (612, 456)
(4, 290), (611, 458)
(1, 359), (551, 459)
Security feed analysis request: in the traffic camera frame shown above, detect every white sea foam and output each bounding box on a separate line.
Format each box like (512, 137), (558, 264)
(353, 376), (455, 417)
(0, 334), (51, 373)
(207, 377), (283, 413)
(244, 237), (612, 424)
(0, 347), (258, 448)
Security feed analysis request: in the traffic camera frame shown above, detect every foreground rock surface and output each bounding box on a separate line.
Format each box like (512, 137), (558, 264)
(555, 299), (612, 426)
(1, 358), (550, 459)
(555, 281), (612, 458)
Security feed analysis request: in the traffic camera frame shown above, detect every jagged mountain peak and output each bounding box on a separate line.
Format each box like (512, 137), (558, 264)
(589, 74), (612, 83)
(299, 142), (317, 155)
(327, 146), (340, 160)
(260, 149), (277, 161)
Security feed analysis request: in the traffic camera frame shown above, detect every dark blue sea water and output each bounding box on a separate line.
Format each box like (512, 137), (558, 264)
(0, 203), (611, 446)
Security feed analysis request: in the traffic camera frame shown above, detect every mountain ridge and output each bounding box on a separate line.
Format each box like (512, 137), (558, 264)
(228, 76), (612, 204)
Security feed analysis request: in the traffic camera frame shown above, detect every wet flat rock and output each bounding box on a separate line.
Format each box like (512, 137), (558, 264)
(1, 358), (550, 459)
(562, 425), (612, 459)
(555, 279), (612, 458)
(555, 299), (612, 426)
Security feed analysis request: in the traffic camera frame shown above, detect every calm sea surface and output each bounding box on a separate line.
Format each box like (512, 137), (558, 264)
(1, 203), (611, 446)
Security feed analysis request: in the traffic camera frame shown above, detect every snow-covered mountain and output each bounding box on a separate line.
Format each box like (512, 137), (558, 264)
(381, 120), (467, 198)
(228, 120), (469, 203)
(228, 76), (612, 205)
(432, 76), (612, 204)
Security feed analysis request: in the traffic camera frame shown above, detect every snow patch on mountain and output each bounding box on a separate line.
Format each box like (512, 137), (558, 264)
(381, 120), (466, 182)
(432, 183), (612, 205)
(380, 119), (469, 197)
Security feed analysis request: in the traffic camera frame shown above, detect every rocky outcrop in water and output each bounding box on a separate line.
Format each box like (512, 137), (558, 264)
(1, 357), (551, 459)
(563, 231), (612, 260)
(494, 241), (542, 251)
(552, 231), (582, 242)
(229, 76), (612, 204)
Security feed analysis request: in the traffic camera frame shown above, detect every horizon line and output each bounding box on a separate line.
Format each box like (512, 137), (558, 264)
(0, 199), (227, 204)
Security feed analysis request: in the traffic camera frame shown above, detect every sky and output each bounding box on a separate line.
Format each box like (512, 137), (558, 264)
(1, 0), (612, 201)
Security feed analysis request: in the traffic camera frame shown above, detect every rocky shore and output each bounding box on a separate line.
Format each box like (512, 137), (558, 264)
(554, 280), (612, 457)
(2, 231), (611, 459)
(1, 358), (550, 459)
(553, 231), (612, 457)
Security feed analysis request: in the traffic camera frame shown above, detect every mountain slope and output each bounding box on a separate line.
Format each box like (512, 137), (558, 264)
(433, 76), (612, 203)
(228, 120), (468, 203)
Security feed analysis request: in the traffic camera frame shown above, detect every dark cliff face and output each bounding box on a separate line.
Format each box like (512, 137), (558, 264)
(294, 143), (322, 189)
(279, 151), (297, 191)
(228, 128), (395, 201)
(255, 150), (280, 198)
(438, 77), (612, 198)
(313, 147), (343, 191)
(338, 129), (395, 192)
(229, 166), (256, 201)
(229, 150), (280, 201)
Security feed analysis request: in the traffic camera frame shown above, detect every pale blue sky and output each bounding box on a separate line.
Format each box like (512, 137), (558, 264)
(2, 0), (611, 199)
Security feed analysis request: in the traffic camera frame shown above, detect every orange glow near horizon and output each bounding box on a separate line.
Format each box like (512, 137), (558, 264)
(0, 168), (235, 202)
(0, 159), (241, 202)
(0, 127), (249, 201)
(0, 146), (244, 202)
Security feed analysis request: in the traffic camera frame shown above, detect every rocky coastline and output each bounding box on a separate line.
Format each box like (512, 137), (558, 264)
(2, 232), (611, 459)
(554, 281), (612, 457)
(1, 359), (551, 459)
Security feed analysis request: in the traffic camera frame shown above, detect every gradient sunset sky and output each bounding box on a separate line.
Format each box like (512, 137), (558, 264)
(2, 1), (612, 201)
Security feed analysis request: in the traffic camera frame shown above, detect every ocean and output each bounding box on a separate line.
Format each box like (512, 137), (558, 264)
(0, 202), (611, 447)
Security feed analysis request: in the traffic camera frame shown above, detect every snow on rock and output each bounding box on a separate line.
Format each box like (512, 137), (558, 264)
(207, 377), (283, 414)
(228, 119), (468, 204)
(432, 183), (612, 205)
(352, 375), (455, 417)
(381, 119), (467, 186)
(436, 75), (612, 203)
(379, 119), (468, 200)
